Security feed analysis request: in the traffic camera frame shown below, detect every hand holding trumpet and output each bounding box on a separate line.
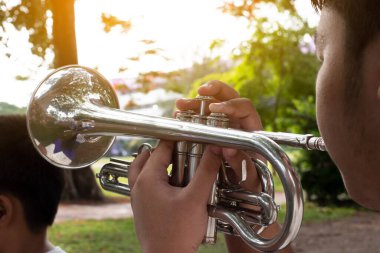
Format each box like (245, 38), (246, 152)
(129, 81), (293, 253)
(27, 66), (305, 252)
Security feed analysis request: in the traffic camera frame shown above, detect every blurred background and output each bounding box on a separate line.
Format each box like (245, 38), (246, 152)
(1, 1), (372, 252)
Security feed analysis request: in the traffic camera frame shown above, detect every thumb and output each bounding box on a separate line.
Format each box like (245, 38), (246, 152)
(184, 146), (221, 204)
(128, 150), (151, 189)
(140, 140), (174, 183)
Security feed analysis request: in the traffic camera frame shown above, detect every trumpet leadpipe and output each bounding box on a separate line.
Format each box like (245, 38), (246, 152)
(255, 131), (326, 151)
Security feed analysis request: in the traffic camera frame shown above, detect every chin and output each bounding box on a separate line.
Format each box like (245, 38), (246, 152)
(325, 129), (380, 211)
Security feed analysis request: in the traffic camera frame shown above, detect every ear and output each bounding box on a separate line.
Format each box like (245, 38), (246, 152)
(0, 195), (13, 228)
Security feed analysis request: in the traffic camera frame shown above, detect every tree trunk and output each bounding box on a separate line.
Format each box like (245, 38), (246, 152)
(51, 0), (78, 67)
(50, 0), (104, 202)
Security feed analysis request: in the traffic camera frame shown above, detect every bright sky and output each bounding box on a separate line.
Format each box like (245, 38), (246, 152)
(75, 0), (253, 78)
(0, 0), (319, 108)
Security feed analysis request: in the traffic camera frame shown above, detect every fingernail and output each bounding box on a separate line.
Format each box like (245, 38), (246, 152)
(209, 102), (224, 111)
(177, 98), (192, 104)
(138, 143), (153, 154)
(200, 82), (213, 88)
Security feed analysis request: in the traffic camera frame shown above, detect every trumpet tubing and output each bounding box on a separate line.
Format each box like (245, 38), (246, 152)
(27, 65), (325, 252)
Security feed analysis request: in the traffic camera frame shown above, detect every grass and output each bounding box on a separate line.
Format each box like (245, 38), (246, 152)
(301, 202), (357, 223)
(49, 219), (140, 253)
(276, 202), (357, 224)
(49, 202), (358, 253)
(49, 218), (228, 253)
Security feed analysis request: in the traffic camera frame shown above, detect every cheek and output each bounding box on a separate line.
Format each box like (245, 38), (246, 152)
(316, 63), (342, 132)
(315, 61), (347, 159)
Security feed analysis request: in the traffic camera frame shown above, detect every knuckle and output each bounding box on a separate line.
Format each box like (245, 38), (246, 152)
(239, 97), (252, 104)
(209, 79), (224, 86)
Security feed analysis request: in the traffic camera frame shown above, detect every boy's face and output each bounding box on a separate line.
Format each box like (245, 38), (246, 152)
(315, 7), (380, 188)
(315, 7), (348, 170)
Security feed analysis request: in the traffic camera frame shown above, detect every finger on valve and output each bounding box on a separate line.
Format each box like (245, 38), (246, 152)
(209, 98), (263, 131)
(198, 80), (240, 100)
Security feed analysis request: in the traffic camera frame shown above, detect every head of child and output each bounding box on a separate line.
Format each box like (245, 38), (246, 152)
(0, 115), (65, 253)
(311, 0), (380, 209)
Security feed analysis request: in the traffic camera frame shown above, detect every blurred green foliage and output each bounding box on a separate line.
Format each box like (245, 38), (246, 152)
(0, 102), (26, 115)
(0, 0), (50, 59)
(190, 4), (319, 132)
(186, 1), (351, 206)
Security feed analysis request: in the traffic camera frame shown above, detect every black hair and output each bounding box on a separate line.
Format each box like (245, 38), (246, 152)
(311, 1), (380, 58)
(0, 115), (64, 233)
(311, 1), (380, 103)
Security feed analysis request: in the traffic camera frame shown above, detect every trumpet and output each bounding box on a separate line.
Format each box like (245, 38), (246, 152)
(27, 65), (325, 252)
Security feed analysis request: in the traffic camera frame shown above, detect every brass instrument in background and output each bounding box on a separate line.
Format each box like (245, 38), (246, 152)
(27, 65), (325, 252)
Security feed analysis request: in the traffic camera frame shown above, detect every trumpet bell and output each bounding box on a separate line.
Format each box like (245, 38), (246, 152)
(27, 65), (119, 169)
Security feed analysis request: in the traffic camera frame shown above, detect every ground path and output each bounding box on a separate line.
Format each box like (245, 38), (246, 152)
(293, 211), (380, 252)
(56, 201), (133, 222)
(55, 193), (380, 252)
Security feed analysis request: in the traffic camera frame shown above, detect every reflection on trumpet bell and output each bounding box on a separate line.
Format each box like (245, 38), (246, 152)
(26, 65), (326, 252)
(27, 65), (119, 169)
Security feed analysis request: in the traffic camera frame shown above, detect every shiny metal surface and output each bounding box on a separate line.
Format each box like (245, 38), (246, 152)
(255, 131), (326, 151)
(170, 110), (194, 187)
(203, 104), (228, 244)
(27, 65), (119, 169)
(96, 144), (153, 196)
(96, 158), (131, 195)
(26, 65), (326, 252)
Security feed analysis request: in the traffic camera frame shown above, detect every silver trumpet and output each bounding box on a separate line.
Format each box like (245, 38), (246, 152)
(27, 65), (325, 252)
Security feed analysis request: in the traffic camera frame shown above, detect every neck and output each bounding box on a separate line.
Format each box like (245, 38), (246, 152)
(1, 228), (54, 253)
